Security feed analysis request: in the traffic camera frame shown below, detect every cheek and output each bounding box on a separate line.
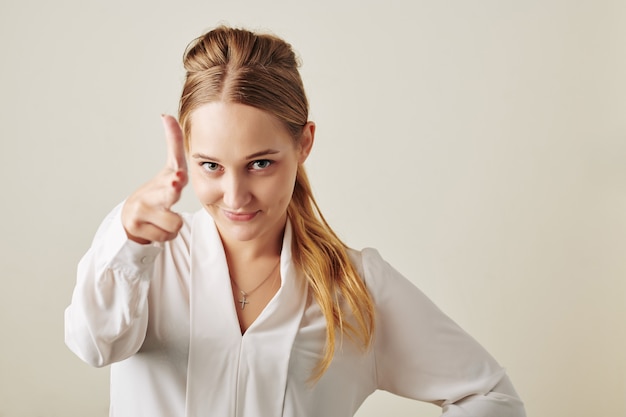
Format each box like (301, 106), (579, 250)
(249, 172), (296, 207)
(270, 166), (298, 202)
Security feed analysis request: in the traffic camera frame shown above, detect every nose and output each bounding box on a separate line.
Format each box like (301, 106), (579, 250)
(222, 171), (252, 210)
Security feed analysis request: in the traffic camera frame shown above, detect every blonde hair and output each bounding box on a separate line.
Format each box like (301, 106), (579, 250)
(178, 26), (375, 380)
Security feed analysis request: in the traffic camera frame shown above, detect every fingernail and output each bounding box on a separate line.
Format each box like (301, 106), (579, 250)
(171, 180), (178, 188)
(175, 171), (183, 178)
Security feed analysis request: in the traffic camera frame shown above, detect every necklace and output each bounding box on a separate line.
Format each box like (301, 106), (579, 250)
(231, 259), (280, 310)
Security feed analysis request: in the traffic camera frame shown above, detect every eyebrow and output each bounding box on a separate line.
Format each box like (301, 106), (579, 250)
(191, 149), (281, 161)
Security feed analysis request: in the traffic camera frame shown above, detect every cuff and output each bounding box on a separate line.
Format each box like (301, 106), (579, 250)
(95, 203), (163, 279)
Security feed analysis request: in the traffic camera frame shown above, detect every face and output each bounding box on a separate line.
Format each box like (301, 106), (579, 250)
(188, 102), (313, 247)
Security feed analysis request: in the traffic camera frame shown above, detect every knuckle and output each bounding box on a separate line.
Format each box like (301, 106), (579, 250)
(174, 215), (184, 231)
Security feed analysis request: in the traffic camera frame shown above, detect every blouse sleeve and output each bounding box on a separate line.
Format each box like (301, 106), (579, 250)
(361, 248), (526, 416)
(64, 203), (163, 367)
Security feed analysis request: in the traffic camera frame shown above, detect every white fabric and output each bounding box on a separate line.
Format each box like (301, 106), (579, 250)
(65, 204), (526, 417)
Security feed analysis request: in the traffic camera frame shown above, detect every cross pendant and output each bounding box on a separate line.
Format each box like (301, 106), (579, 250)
(238, 291), (249, 310)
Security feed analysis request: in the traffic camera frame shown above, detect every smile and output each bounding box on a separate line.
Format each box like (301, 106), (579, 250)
(222, 210), (259, 222)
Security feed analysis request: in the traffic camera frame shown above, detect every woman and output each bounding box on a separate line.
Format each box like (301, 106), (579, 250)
(65, 26), (526, 417)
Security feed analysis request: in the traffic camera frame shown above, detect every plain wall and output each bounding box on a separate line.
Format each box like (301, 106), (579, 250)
(1, 1), (625, 416)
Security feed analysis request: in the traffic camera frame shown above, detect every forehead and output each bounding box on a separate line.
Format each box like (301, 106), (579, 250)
(188, 102), (294, 156)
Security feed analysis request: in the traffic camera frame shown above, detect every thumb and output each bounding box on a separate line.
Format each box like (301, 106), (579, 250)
(161, 114), (187, 172)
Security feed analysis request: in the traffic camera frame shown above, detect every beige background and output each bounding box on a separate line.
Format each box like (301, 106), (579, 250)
(1, 1), (625, 416)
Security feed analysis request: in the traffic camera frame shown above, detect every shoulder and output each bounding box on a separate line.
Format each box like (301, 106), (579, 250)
(178, 210), (197, 236)
(346, 247), (386, 277)
(142, 209), (201, 259)
(346, 247), (409, 298)
(346, 247), (436, 314)
(174, 208), (207, 237)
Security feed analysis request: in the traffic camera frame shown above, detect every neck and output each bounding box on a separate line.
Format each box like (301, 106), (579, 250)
(218, 223), (285, 264)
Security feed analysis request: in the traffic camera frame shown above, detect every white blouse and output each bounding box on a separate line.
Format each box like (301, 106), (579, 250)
(65, 204), (525, 417)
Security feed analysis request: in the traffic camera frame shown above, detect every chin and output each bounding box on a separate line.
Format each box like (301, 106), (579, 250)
(221, 223), (265, 242)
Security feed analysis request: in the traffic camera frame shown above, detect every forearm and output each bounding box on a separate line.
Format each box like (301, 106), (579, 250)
(64, 205), (162, 367)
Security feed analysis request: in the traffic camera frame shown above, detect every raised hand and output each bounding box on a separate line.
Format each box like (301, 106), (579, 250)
(121, 115), (189, 244)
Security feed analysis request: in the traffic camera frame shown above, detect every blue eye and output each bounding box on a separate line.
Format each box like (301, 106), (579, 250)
(201, 161), (220, 172)
(250, 160), (272, 170)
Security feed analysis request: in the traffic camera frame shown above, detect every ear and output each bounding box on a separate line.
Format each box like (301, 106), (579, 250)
(297, 121), (315, 164)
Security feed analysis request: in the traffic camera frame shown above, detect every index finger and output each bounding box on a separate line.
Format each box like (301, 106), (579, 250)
(161, 114), (187, 172)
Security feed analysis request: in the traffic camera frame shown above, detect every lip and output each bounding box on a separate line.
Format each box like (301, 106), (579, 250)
(222, 209), (259, 222)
